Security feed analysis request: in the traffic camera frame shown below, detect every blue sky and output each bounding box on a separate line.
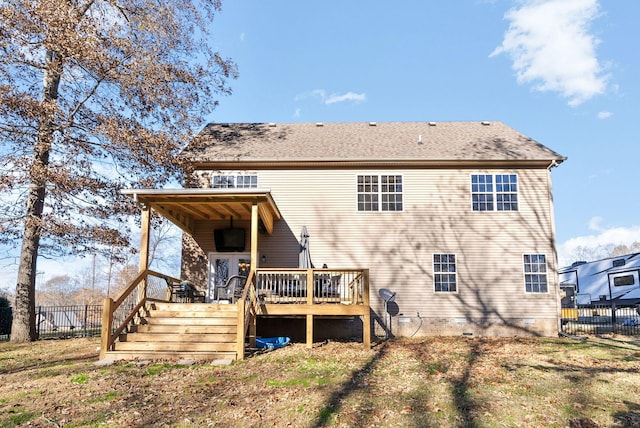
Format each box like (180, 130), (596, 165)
(1, 0), (638, 291)
(207, 0), (640, 265)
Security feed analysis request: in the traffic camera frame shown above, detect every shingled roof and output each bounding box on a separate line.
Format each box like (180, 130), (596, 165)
(183, 121), (565, 166)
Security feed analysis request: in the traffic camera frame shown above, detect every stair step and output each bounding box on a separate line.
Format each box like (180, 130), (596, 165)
(150, 302), (238, 312)
(142, 317), (237, 326)
(133, 325), (237, 334)
(110, 302), (242, 362)
(148, 310), (238, 318)
(104, 350), (237, 361)
(114, 341), (236, 352)
(121, 332), (237, 343)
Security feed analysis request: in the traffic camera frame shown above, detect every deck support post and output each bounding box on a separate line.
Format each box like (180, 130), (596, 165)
(306, 314), (313, 348)
(362, 269), (371, 349)
(305, 269), (314, 348)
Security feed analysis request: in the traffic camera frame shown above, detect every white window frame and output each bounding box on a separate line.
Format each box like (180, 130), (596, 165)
(523, 254), (548, 293)
(212, 173), (258, 189)
(433, 253), (457, 293)
(356, 174), (404, 212)
(471, 173), (518, 212)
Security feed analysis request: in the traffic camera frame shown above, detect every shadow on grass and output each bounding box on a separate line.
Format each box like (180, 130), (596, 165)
(612, 401), (640, 427)
(0, 341), (98, 375)
(450, 341), (482, 428)
(312, 341), (388, 427)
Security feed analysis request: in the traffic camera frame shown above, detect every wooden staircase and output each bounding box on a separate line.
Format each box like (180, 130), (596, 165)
(104, 302), (241, 361)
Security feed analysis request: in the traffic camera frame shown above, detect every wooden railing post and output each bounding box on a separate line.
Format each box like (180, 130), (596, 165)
(100, 297), (113, 359)
(306, 268), (314, 348)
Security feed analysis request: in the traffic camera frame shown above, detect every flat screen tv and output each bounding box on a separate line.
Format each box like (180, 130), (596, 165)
(214, 228), (246, 252)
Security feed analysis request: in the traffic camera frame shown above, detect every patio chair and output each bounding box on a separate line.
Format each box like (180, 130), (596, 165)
(216, 275), (248, 303)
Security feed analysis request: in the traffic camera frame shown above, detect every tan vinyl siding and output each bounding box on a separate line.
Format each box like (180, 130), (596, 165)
(188, 166), (559, 336)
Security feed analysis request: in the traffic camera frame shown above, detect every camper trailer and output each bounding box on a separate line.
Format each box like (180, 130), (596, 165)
(559, 253), (640, 306)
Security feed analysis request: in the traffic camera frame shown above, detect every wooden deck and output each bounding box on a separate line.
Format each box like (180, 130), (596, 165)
(100, 268), (370, 361)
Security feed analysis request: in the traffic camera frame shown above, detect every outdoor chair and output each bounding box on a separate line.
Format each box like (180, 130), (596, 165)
(169, 280), (205, 303)
(216, 274), (248, 303)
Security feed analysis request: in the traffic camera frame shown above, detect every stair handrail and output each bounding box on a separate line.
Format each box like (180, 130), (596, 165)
(100, 269), (181, 359)
(236, 269), (258, 360)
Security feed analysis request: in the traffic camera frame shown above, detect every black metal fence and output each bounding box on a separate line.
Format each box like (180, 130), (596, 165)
(0, 306), (12, 341)
(0, 304), (103, 341)
(561, 303), (640, 336)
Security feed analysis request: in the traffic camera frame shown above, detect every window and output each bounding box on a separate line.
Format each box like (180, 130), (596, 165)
(613, 275), (635, 287)
(471, 174), (518, 211)
(357, 175), (403, 211)
(433, 254), (457, 292)
(212, 174), (257, 189)
(523, 254), (547, 293)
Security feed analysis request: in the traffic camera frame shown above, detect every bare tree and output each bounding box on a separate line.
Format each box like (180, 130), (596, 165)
(0, 0), (236, 341)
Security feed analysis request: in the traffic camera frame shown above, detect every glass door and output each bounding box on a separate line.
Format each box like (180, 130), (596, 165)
(207, 253), (251, 302)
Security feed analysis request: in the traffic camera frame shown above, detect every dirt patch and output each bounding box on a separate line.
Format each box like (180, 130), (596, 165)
(1, 336), (640, 427)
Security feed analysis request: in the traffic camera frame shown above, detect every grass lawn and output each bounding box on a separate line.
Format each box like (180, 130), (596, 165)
(1, 335), (639, 427)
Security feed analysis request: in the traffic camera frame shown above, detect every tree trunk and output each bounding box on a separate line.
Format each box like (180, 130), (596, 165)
(11, 50), (62, 342)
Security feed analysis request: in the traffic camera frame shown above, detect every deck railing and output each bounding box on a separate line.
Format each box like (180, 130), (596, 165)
(237, 270), (259, 359)
(254, 268), (366, 305)
(100, 269), (181, 359)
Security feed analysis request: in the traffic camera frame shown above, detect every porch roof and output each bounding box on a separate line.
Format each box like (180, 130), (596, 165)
(121, 188), (281, 235)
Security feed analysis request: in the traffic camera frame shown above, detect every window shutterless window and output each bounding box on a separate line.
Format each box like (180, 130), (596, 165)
(357, 175), (403, 211)
(212, 174), (258, 189)
(471, 174), (518, 211)
(613, 275), (635, 287)
(433, 254), (457, 292)
(523, 254), (547, 293)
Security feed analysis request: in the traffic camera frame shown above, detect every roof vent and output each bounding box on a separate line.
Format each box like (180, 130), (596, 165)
(481, 121), (491, 126)
(418, 134), (423, 145)
(315, 122), (324, 127)
(268, 122), (276, 127)
(428, 122), (437, 126)
(369, 122), (377, 126)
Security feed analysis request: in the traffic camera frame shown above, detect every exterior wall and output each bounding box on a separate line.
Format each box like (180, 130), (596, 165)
(186, 166), (560, 337)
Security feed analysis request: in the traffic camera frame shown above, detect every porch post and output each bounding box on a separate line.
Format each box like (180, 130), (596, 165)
(138, 206), (150, 302)
(139, 206), (150, 272)
(250, 204), (259, 272)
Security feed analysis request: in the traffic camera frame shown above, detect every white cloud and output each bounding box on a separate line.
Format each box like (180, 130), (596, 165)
(491, 0), (608, 106)
(293, 108), (301, 118)
(325, 91), (367, 104)
(240, 32), (245, 42)
(558, 224), (640, 265)
(294, 89), (366, 105)
(588, 216), (604, 231)
(597, 110), (612, 119)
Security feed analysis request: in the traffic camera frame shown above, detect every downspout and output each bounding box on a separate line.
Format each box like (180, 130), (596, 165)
(547, 159), (563, 336)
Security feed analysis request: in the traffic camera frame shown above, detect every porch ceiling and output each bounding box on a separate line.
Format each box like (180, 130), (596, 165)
(121, 188), (281, 236)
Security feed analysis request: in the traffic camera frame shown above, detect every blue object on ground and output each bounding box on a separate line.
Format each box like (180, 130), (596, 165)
(255, 336), (291, 350)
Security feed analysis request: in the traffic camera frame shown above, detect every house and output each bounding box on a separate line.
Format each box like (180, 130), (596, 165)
(559, 253), (640, 306)
(180, 121), (565, 338)
(100, 121), (565, 361)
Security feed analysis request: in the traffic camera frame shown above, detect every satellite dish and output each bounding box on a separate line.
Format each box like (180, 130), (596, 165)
(378, 288), (396, 340)
(379, 288), (396, 303)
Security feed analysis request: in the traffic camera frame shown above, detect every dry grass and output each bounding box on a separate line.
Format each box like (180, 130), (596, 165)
(1, 335), (640, 427)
